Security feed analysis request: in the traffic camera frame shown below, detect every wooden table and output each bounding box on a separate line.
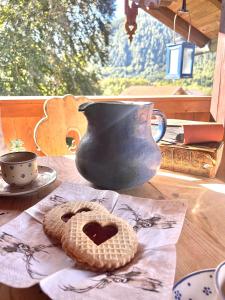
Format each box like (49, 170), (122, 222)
(1, 156), (225, 300)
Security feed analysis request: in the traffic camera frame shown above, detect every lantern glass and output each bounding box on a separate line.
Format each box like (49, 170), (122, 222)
(169, 48), (179, 74)
(182, 47), (194, 74)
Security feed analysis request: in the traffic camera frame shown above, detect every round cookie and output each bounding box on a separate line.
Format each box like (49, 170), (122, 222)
(43, 201), (109, 242)
(61, 211), (138, 271)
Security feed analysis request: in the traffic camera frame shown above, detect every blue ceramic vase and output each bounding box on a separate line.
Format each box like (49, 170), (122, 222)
(75, 101), (166, 190)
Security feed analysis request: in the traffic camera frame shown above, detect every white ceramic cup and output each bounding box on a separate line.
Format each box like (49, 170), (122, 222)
(215, 261), (225, 300)
(0, 151), (38, 186)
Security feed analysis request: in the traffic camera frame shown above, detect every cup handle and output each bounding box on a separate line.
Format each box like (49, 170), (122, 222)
(151, 109), (167, 143)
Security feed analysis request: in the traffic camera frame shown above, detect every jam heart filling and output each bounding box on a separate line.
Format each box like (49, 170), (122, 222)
(83, 222), (118, 245)
(61, 208), (91, 223)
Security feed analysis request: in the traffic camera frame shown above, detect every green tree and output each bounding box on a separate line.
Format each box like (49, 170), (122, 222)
(0, 0), (115, 95)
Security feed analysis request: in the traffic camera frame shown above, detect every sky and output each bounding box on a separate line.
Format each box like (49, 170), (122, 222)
(115, 0), (125, 18)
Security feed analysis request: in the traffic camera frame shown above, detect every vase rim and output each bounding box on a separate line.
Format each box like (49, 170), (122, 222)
(92, 101), (153, 106)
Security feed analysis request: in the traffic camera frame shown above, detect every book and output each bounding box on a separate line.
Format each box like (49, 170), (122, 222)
(158, 120), (224, 178)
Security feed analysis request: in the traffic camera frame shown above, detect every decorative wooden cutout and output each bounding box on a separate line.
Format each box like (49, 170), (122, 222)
(125, 0), (175, 42)
(34, 95), (88, 156)
(125, 0), (139, 43)
(66, 128), (81, 153)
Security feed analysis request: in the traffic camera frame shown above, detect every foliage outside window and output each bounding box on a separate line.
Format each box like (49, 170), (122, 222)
(0, 3), (215, 96)
(0, 0), (116, 96)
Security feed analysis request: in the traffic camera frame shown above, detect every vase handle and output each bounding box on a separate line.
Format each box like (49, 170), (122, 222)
(151, 109), (167, 143)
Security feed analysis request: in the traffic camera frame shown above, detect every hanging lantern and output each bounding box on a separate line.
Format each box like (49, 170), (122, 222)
(166, 5), (195, 79)
(166, 41), (195, 79)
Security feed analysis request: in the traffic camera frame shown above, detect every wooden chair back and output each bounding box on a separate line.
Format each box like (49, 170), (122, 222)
(34, 95), (87, 155)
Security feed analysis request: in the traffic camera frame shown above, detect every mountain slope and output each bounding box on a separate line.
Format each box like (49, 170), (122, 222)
(100, 12), (215, 95)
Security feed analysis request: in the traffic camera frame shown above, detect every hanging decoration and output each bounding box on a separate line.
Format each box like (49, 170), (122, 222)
(166, 0), (195, 79)
(125, 0), (139, 43)
(125, 0), (174, 42)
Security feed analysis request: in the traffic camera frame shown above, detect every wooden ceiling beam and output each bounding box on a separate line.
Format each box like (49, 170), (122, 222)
(140, 6), (210, 48)
(207, 0), (221, 9)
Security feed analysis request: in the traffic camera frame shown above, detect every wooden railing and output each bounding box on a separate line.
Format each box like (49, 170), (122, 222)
(0, 95), (211, 154)
(88, 95), (211, 120)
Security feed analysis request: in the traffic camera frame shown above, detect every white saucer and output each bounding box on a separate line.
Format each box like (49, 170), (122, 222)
(0, 165), (57, 196)
(215, 261), (225, 299)
(173, 269), (216, 300)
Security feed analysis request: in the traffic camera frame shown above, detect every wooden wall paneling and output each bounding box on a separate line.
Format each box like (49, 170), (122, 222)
(142, 6), (210, 47)
(168, 0), (221, 40)
(208, 0), (222, 10)
(1, 100), (45, 153)
(0, 96), (211, 156)
(216, 35), (225, 124)
(1, 118), (17, 147)
(164, 113), (176, 119)
(210, 39), (223, 120)
(1, 101), (44, 117)
(193, 112), (211, 121)
(153, 100), (210, 115)
(89, 96), (211, 116)
(0, 105), (9, 155)
(211, 0), (225, 122)
(210, 0), (225, 179)
(2, 116), (44, 154)
(174, 112), (195, 120)
(15, 117), (44, 153)
(220, 0), (225, 30)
